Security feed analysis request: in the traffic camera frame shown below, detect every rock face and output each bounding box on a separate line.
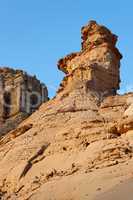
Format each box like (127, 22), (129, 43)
(58, 20), (122, 96)
(0, 21), (133, 200)
(0, 67), (48, 136)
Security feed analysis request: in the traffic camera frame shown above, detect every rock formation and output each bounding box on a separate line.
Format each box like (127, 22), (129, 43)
(0, 67), (48, 136)
(58, 20), (122, 96)
(0, 21), (133, 200)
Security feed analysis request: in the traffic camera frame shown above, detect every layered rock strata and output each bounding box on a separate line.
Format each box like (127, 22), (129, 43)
(0, 21), (133, 200)
(58, 20), (122, 97)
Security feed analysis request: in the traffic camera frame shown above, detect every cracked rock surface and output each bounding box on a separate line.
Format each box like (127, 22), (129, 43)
(0, 21), (133, 200)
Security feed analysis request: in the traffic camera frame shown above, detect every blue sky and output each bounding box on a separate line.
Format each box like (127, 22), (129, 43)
(0, 0), (133, 97)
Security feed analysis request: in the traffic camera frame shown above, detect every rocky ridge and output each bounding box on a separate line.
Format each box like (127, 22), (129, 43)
(0, 21), (133, 200)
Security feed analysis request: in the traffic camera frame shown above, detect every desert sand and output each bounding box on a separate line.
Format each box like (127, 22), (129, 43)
(96, 179), (133, 200)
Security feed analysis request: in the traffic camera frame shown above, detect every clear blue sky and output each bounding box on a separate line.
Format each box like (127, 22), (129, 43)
(0, 0), (133, 97)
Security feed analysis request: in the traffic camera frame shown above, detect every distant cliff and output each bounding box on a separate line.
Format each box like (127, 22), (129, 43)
(0, 67), (48, 136)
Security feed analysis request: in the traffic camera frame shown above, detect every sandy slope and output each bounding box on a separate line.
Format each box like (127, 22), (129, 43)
(0, 93), (133, 199)
(95, 179), (133, 200)
(29, 158), (133, 200)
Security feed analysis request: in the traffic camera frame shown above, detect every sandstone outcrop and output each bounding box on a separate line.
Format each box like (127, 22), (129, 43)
(0, 21), (133, 200)
(0, 67), (48, 136)
(58, 20), (122, 96)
